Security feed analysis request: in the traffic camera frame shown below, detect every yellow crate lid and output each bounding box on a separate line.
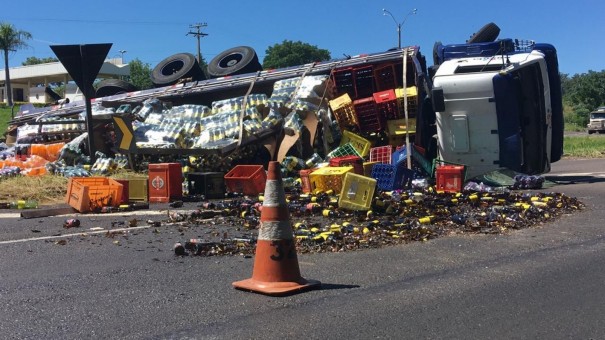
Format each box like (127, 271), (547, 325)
(329, 93), (353, 111)
(395, 86), (418, 98)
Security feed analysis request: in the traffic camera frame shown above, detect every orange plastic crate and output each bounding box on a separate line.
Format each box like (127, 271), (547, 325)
(224, 165), (267, 195)
(65, 177), (123, 212)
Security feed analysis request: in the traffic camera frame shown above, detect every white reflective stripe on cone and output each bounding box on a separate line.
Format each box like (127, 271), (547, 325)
(258, 220), (294, 241)
(263, 180), (287, 207)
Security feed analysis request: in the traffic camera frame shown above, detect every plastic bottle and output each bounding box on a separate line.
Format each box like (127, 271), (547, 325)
(8, 200), (38, 209)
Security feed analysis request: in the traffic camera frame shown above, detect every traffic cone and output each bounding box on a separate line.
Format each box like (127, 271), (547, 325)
(233, 161), (320, 296)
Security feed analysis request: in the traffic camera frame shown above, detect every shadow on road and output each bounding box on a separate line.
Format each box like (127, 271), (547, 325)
(546, 175), (605, 185)
(318, 283), (361, 291)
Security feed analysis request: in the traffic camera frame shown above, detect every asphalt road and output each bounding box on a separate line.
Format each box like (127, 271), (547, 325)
(1, 158), (604, 339)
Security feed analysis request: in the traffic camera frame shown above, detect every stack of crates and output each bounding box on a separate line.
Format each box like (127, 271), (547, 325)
(353, 97), (385, 133)
(309, 166), (354, 194)
(331, 65), (375, 100)
(329, 94), (358, 130)
(329, 155), (364, 175)
(369, 145), (393, 164)
(339, 130), (372, 158)
(338, 172), (377, 211)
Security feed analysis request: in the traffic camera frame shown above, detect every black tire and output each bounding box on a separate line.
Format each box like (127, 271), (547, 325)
(467, 22), (500, 44)
(432, 41), (443, 66)
(207, 46), (262, 78)
(95, 79), (138, 98)
(150, 53), (206, 87)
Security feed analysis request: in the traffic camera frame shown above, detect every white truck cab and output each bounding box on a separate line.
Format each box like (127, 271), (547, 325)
(431, 46), (557, 178)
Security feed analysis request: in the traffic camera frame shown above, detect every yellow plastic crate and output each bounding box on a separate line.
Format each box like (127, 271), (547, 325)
(387, 118), (417, 147)
(340, 130), (372, 158)
(395, 86), (418, 118)
(338, 172), (377, 211)
(309, 166), (354, 194)
(329, 93), (358, 129)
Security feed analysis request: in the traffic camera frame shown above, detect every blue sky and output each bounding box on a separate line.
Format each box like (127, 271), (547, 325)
(2, 0), (603, 76)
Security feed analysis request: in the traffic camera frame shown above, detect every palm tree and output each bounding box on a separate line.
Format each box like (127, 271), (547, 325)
(0, 23), (32, 107)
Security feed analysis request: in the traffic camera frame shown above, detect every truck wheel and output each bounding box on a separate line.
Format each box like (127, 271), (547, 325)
(150, 53), (206, 87)
(588, 130), (594, 134)
(95, 79), (138, 98)
(467, 22), (500, 43)
(207, 46), (262, 78)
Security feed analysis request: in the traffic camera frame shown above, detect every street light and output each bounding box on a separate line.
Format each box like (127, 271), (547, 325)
(118, 50), (127, 63)
(382, 8), (417, 49)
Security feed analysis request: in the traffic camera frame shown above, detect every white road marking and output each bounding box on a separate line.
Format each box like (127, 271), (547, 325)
(550, 172), (605, 178)
(0, 210), (170, 220)
(0, 225), (152, 245)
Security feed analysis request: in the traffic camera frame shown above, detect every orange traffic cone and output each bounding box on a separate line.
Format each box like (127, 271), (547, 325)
(233, 161), (320, 296)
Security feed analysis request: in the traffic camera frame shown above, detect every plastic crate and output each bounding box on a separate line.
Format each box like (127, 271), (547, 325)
(387, 118), (416, 147)
(374, 89), (400, 121)
(149, 163), (183, 203)
(338, 172), (377, 211)
(224, 165), (267, 195)
(65, 177), (124, 212)
(329, 93), (359, 130)
(363, 161), (379, 177)
(395, 86), (418, 119)
(339, 130), (372, 158)
(331, 65), (375, 100)
(326, 142), (361, 160)
(353, 97), (385, 133)
(370, 164), (409, 191)
(299, 169), (316, 194)
(369, 145), (393, 164)
(329, 155), (364, 175)
(435, 165), (465, 193)
(391, 146), (408, 166)
(115, 179), (129, 204)
(309, 166), (354, 194)
(373, 63), (400, 92)
(128, 177), (149, 202)
(187, 172), (225, 199)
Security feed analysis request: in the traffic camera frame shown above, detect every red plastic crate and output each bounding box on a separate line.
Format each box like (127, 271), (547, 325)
(373, 63), (399, 92)
(369, 145), (393, 164)
(329, 155), (364, 175)
(331, 65), (375, 100)
(149, 163), (183, 202)
(374, 89), (400, 120)
(353, 97), (385, 133)
(224, 165), (267, 196)
(435, 165), (465, 193)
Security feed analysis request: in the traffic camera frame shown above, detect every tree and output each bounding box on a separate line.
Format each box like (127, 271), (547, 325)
(127, 58), (153, 90)
(21, 56), (58, 66)
(0, 22), (32, 107)
(263, 40), (331, 69)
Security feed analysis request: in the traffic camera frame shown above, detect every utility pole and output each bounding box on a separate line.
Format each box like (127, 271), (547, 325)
(187, 23), (208, 64)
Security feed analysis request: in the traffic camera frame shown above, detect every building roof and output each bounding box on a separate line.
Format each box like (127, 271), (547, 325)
(0, 59), (130, 85)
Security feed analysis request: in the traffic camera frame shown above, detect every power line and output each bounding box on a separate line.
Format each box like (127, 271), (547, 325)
(186, 23), (208, 64)
(4, 17), (188, 26)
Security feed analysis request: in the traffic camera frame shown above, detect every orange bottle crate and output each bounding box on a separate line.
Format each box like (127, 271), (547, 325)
(435, 165), (465, 193)
(224, 165), (267, 196)
(65, 177), (124, 212)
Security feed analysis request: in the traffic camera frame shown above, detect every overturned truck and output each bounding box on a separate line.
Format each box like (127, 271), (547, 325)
(7, 24), (563, 185)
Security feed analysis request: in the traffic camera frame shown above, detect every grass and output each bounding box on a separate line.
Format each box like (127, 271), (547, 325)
(563, 134), (605, 158)
(0, 106), (13, 142)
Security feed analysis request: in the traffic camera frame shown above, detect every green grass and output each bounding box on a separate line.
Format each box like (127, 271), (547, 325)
(0, 107), (13, 142)
(564, 134), (605, 158)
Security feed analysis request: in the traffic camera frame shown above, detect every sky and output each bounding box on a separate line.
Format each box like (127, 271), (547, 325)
(2, 0), (604, 76)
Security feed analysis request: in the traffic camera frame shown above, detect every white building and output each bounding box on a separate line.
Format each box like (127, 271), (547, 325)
(0, 58), (129, 104)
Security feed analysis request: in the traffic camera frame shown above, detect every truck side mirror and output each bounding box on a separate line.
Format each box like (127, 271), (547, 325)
(432, 87), (445, 112)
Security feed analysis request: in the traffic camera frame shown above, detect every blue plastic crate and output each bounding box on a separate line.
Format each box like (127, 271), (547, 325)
(391, 146), (407, 166)
(371, 163), (415, 191)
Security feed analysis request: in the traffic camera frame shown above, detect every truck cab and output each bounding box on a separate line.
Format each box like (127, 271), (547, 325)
(587, 106), (605, 134)
(430, 39), (563, 178)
